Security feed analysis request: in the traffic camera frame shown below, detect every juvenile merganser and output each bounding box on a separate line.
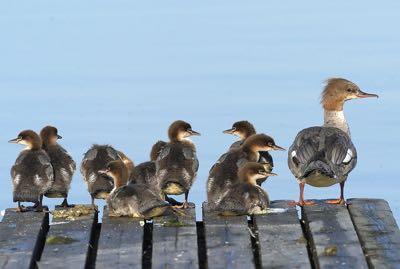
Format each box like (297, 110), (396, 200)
(9, 130), (54, 212)
(80, 145), (131, 205)
(40, 126), (76, 208)
(214, 162), (276, 216)
(155, 120), (200, 209)
(288, 78), (378, 205)
(207, 133), (284, 205)
(223, 120), (274, 185)
(129, 141), (167, 199)
(100, 160), (169, 218)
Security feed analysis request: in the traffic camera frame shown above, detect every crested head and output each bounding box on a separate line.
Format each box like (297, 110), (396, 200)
(99, 160), (129, 188)
(223, 120), (256, 140)
(238, 162), (276, 185)
(150, 140), (167, 161)
(9, 130), (42, 150)
(321, 78), (378, 111)
(168, 120), (201, 142)
(40, 125), (62, 148)
(242, 134), (285, 152)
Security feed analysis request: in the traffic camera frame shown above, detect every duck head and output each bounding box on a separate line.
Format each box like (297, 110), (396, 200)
(238, 162), (277, 185)
(223, 120), (256, 140)
(9, 130), (42, 150)
(242, 133), (285, 152)
(321, 78), (379, 111)
(168, 120), (201, 142)
(98, 160), (129, 189)
(40, 125), (62, 148)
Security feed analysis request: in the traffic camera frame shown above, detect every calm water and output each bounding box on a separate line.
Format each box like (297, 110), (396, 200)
(1, 1), (399, 221)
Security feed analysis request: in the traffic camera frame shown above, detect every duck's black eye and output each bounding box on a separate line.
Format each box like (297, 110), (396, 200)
(268, 142), (273, 146)
(347, 88), (352, 92)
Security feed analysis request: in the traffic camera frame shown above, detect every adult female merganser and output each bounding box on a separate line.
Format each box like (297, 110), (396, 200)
(207, 133), (284, 205)
(155, 120), (200, 209)
(214, 162), (276, 216)
(80, 145), (131, 205)
(288, 78), (378, 205)
(9, 130), (54, 212)
(40, 126), (76, 208)
(100, 160), (169, 218)
(223, 120), (274, 185)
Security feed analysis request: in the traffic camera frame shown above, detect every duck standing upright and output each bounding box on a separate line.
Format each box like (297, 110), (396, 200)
(207, 133), (284, 205)
(214, 162), (276, 216)
(80, 145), (132, 205)
(101, 160), (169, 218)
(288, 78), (378, 205)
(40, 126), (76, 207)
(223, 120), (274, 185)
(9, 130), (54, 212)
(155, 120), (200, 208)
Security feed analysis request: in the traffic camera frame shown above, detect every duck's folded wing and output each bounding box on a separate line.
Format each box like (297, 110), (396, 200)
(183, 147), (199, 174)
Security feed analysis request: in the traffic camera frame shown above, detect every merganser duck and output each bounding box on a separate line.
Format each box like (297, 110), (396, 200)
(80, 145), (131, 205)
(155, 120), (200, 209)
(129, 141), (167, 199)
(207, 133), (284, 205)
(100, 160), (169, 218)
(223, 120), (274, 185)
(288, 78), (378, 205)
(40, 126), (76, 208)
(214, 162), (276, 216)
(9, 130), (54, 212)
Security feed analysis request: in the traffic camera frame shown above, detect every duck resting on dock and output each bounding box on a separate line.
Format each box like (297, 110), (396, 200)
(80, 145), (132, 205)
(100, 160), (170, 218)
(207, 133), (284, 205)
(9, 130), (54, 212)
(155, 120), (200, 209)
(223, 120), (274, 185)
(40, 126), (76, 208)
(288, 78), (378, 206)
(214, 162), (276, 216)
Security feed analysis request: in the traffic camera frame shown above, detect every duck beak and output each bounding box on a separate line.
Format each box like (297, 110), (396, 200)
(356, 90), (379, 99)
(189, 129), (201, 136)
(223, 128), (236, 134)
(267, 172), (278, 177)
(272, 145), (286, 151)
(57, 135), (63, 139)
(8, 138), (21, 143)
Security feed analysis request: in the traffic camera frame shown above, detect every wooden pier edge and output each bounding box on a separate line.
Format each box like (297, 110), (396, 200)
(0, 198), (400, 268)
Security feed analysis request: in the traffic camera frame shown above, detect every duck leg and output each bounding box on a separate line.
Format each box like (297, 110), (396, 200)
(290, 182), (315, 206)
(57, 197), (74, 208)
(183, 191), (194, 209)
(91, 194), (95, 208)
(33, 195), (44, 212)
(16, 202), (27, 212)
(326, 181), (346, 205)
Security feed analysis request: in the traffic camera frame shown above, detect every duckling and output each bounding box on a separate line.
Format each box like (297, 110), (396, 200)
(223, 120), (274, 185)
(214, 162), (276, 216)
(80, 145), (131, 205)
(155, 120), (200, 209)
(207, 133), (285, 205)
(129, 141), (167, 199)
(288, 78), (378, 206)
(9, 130), (54, 212)
(40, 126), (76, 208)
(100, 160), (169, 218)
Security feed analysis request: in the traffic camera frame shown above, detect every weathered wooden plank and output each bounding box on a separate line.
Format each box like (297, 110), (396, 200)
(202, 202), (254, 269)
(96, 207), (144, 269)
(301, 200), (368, 268)
(0, 209), (48, 269)
(348, 198), (400, 268)
(152, 204), (198, 269)
(38, 205), (97, 269)
(253, 200), (311, 269)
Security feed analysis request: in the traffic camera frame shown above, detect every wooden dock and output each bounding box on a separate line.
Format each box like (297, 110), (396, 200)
(0, 198), (399, 269)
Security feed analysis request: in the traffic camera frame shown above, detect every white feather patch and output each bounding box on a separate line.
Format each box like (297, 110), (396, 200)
(88, 172), (97, 183)
(343, 149), (353, 163)
(13, 174), (22, 185)
(291, 151), (297, 158)
(34, 175), (42, 185)
(60, 168), (70, 182)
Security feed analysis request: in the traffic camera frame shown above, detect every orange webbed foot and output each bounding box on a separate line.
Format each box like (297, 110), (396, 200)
(326, 199), (345, 205)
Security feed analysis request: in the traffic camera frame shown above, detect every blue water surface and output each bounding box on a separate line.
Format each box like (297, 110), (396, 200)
(0, 1), (399, 221)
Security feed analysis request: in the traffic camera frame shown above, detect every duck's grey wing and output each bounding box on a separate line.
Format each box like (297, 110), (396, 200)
(80, 147), (98, 179)
(288, 126), (357, 179)
(38, 151), (55, 183)
(183, 146), (199, 174)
